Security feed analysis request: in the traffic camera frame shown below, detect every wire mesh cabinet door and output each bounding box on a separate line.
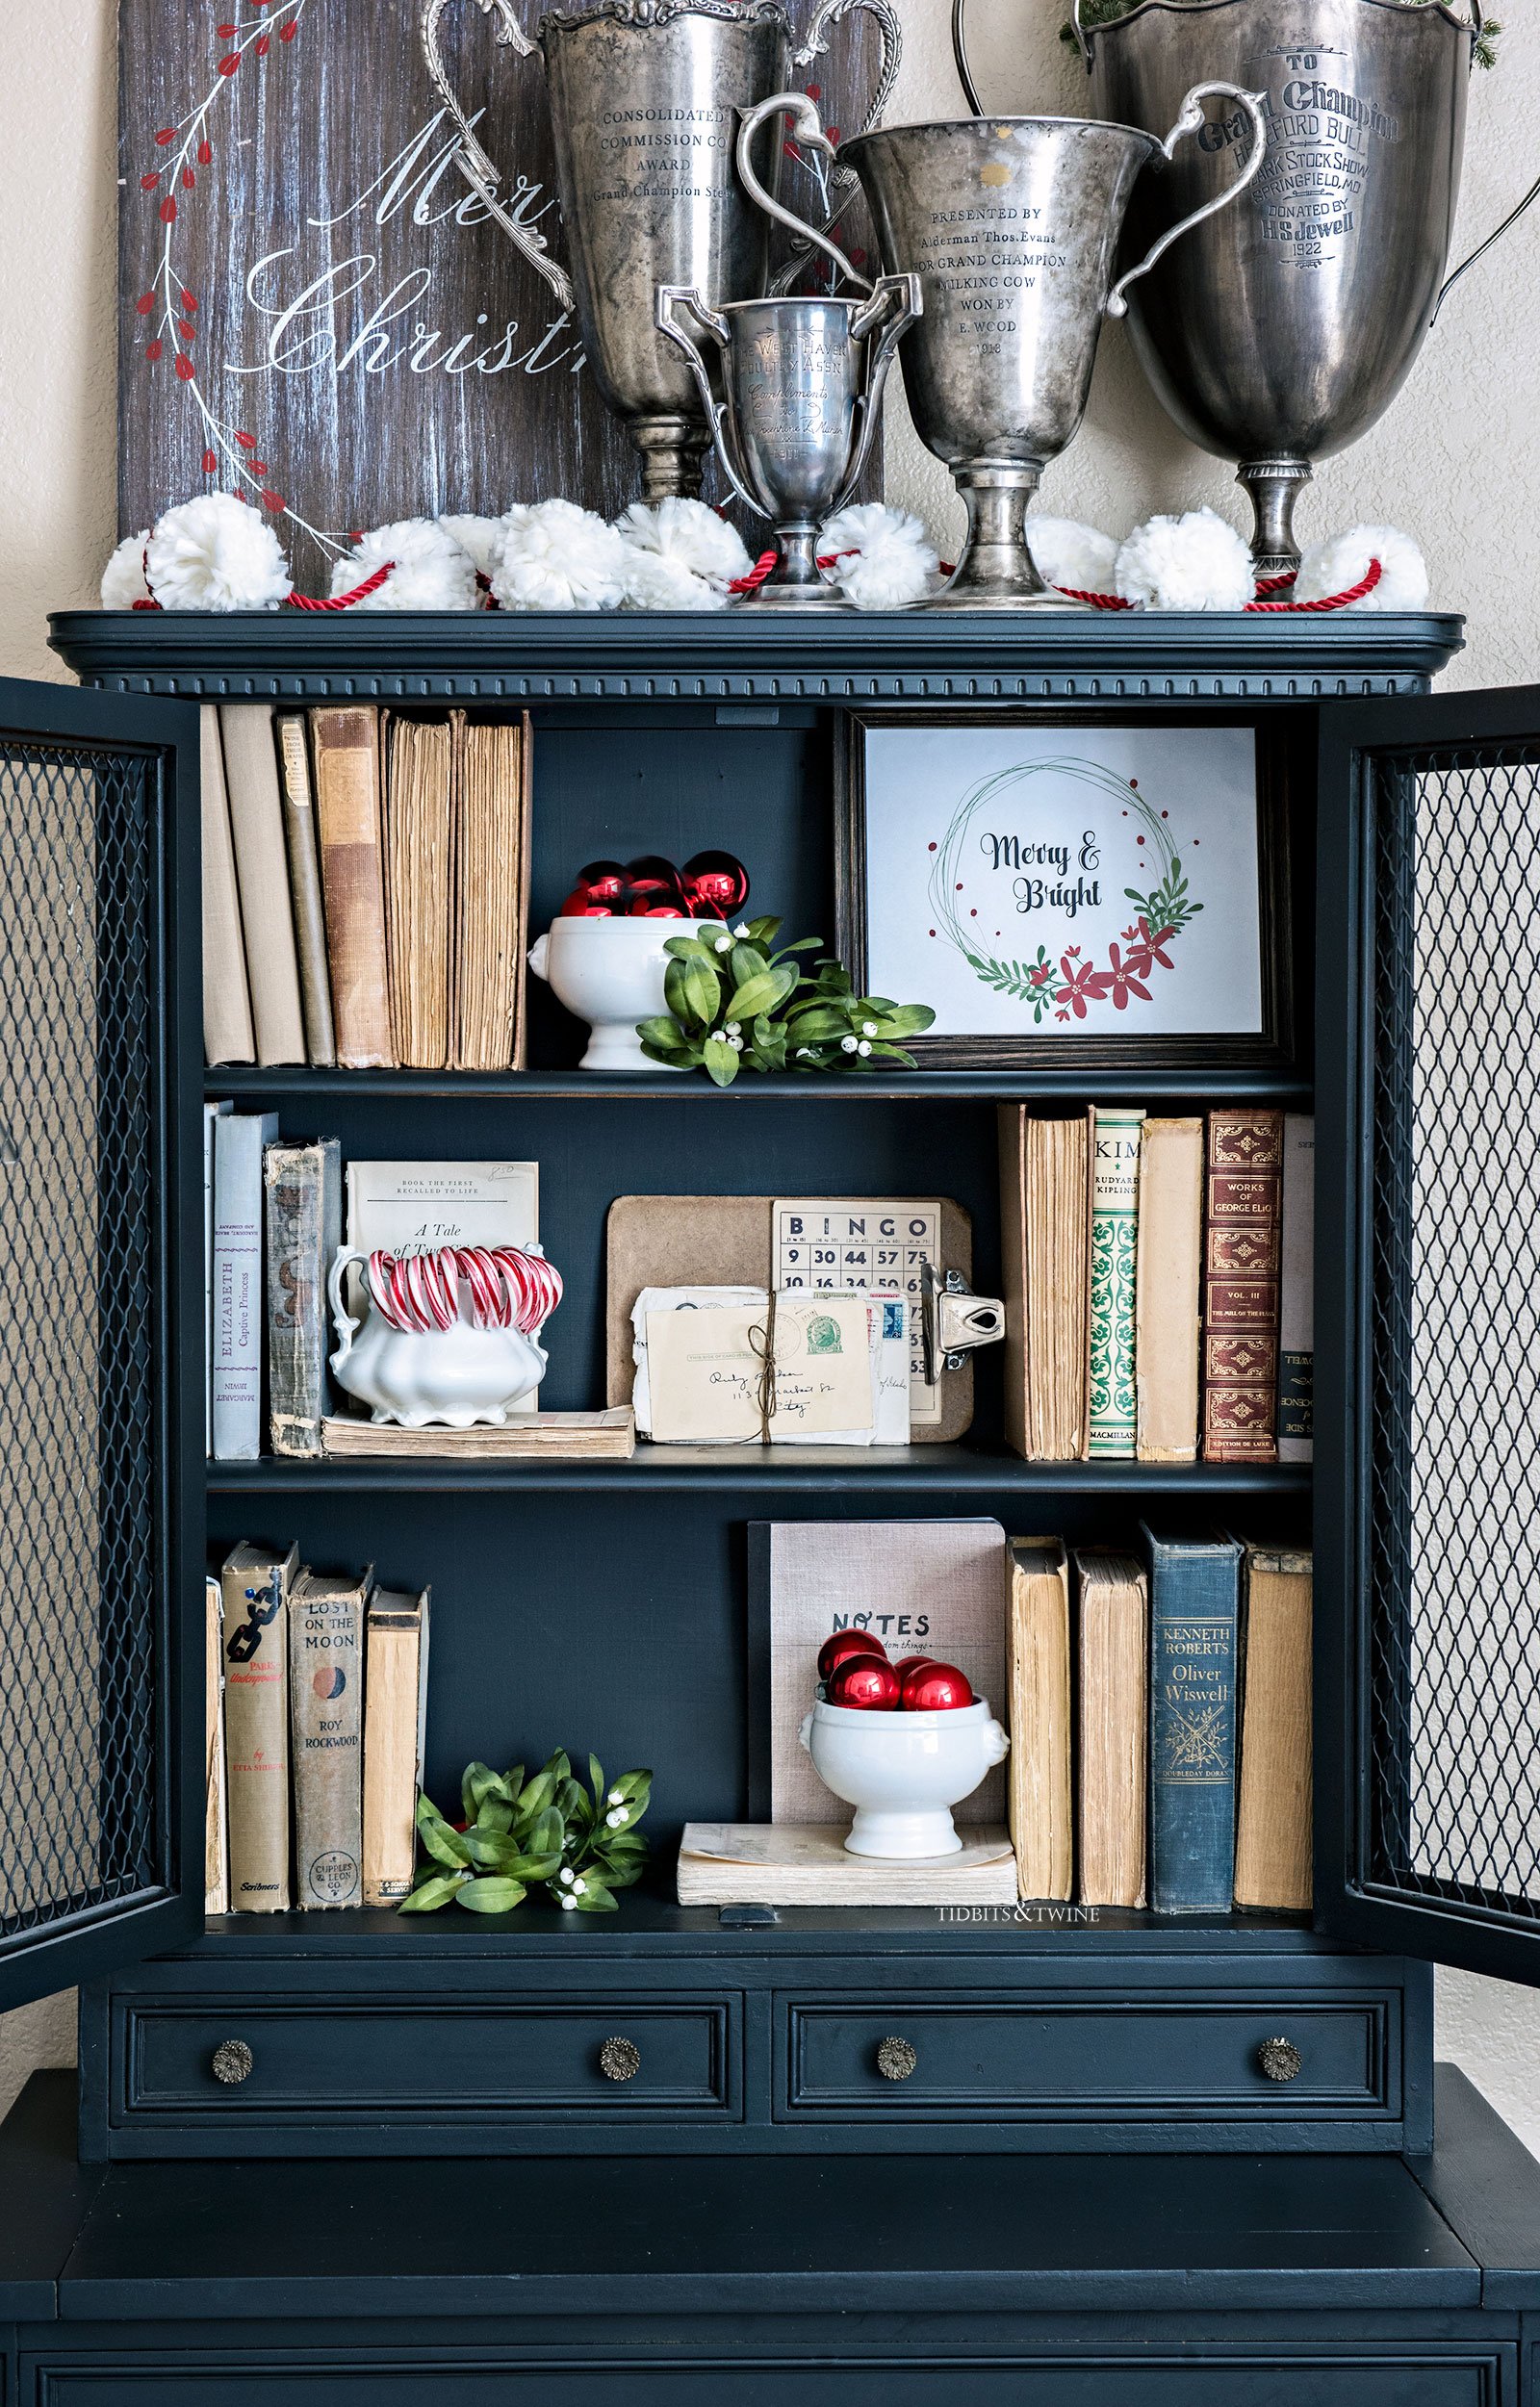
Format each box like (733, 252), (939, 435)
(0, 676), (202, 2011)
(1316, 681), (1540, 1984)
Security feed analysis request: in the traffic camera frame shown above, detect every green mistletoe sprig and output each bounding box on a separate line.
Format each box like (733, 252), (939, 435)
(1062, 0), (1499, 64)
(402, 1751), (652, 1915)
(636, 915), (936, 1086)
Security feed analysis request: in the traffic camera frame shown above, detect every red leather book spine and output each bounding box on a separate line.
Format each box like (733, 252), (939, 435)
(1202, 1111), (1283, 1463)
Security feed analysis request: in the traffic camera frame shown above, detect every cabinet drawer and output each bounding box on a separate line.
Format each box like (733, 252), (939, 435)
(782, 1996), (1395, 2121)
(122, 1997), (739, 2124)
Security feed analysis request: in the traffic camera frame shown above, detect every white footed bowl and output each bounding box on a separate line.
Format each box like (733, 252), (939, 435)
(798, 1697), (1010, 1859)
(527, 917), (718, 1072)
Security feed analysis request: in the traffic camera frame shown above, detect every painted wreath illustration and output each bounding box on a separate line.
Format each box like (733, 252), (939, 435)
(926, 758), (1204, 1027)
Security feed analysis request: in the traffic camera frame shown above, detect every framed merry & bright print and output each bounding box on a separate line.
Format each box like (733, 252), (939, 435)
(834, 710), (1295, 1072)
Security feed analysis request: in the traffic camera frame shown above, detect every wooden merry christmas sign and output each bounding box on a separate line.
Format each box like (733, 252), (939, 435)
(117, 0), (878, 583)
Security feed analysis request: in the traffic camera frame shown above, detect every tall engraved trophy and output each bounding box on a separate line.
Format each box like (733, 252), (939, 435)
(422, 0), (900, 499)
(656, 97), (919, 607)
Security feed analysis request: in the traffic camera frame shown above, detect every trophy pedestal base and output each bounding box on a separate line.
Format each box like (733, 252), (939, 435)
(1238, 455), (1313, 580)
(923, 460), (1091, 612)
(732, 525), (850, 610)
(630, 414), (714, 503)
(733, 583), (850, 611)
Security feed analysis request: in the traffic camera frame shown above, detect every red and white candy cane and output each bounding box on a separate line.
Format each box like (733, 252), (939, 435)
(455, 1246), (507, 1330)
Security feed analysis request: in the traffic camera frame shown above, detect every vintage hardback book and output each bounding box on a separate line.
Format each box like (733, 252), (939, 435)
(1277, 1114), (1315, 1464)
(321, 1409), (635, 1461)
(1007, 1536), (1072, 1902)
(1087, 1106), (1144, 1459)
(1202, 1109), (1284, 1462)
(362, 1585), (431, 1907)
(265, 1137), (342, 1459)
(290, 1565), (370, 1908)
(218, 704), (307, 1067)
(453, 716), (529, 1071)
(1233, 1542), (1313, 1912)
(1072, 1549), (1147, 1908)
(202, 1099), (231, 1456)
(311, 705), (397, 1069)
(1143, 1525), (1244, 1913)
(274, 711), (337, 1067)
(749, 1520), (1007, 1826)
(345, 1158), (538, 1255)
(677, 1823), (1018, 1907)
(221, 1540), (296, 1912)
(204, 1575), (228, 1916)
(385, 713), (453, 1070)
(198, 704), (254, 1067)
(211, 1110), (278, 1461)
(1134, 1116), (1203, 1464)
(997, 1108), (1090, 1461)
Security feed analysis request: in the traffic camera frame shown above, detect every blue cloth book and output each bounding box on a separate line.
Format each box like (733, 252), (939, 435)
(1142, 1525), (1244, 1912)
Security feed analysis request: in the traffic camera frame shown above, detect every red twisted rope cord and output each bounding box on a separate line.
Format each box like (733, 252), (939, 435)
(286, 560), (396, 611)
(1245, 556), (1382, 613)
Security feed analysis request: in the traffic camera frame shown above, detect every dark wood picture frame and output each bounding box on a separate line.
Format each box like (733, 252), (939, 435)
(834, 706), (1296, 1074)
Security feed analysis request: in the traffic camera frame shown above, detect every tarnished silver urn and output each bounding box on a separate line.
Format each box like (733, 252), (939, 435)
(422, 0), (899, 499)
(771, 88), (1265, 604)
(1072, 0), (1537, 573)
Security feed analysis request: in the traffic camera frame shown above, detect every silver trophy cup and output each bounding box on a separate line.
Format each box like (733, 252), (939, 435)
(422, 0), (899, 499)
(1067, 0), (1540, 574)
(760, 90), (1265, 605)
(657, 111), (919, 608)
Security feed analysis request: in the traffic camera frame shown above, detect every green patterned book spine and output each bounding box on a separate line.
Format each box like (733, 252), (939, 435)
(1088, 1108), (1145, 1458)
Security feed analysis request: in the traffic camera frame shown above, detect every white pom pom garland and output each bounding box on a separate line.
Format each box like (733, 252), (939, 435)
(1294, 524), (1428, 612)
(100, 531), (154, 610)
(491, 499), (630, 612)
(329, 518), (478, 612)
(1115, 506), (1255, 613)
(617, 498), (751, 608)
(1027, 517), (1118, 599)
(436, 513), (506, 581)
(143, 494), (292, 613)
(814, 503), (939, 610)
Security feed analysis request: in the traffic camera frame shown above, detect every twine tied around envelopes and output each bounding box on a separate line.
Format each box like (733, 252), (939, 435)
(747, 1287), (780, 1447)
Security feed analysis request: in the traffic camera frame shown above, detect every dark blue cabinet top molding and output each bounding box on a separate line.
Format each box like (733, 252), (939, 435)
(49, 609), (1465, 704)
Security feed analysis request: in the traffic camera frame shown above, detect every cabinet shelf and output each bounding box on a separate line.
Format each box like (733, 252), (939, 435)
(206, 1444), (1311, 1495)
(207, 1065), (1315, 1104)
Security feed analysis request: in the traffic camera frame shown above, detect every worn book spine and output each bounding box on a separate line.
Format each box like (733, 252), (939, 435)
(1143, 1525), (1243, 1913)
(1087, 1107), (1144, 1459)
(221, 1544), (295, 1911)
(1007, 1537), (1072, 1901)
(265, 1138), (342, 1459)
(218, 704), (306, 1066)
(205, 1575), (228, 1915)
(198, 704), (255, 1066)
(997, 1107), (1030, 1461)
(1277, 1114), (1315, 1465)
(275, 712), (338, 1068)
(203, 1099), (231, 1457)
(291, 1569), (369, 1908)
(1233, 1543), (1313, 1911)
(1134, 1117), (1203, 1464)
(362, 1588), (431, 1906)
(1202, 1110), (1284, 1463)
(311, 706), (397, 1069)
(1023, 1114), (1090, 1461)
(1073, 1550), (1147, 1909)
(211, 1112), (277, 1461)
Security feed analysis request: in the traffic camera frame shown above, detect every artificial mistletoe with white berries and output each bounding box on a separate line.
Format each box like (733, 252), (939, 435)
(636, 916), (936, 1086)
(402, 1751), (652, 1915)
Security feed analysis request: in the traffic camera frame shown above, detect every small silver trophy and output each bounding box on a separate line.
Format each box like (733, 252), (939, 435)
(655, 97), (919, 608)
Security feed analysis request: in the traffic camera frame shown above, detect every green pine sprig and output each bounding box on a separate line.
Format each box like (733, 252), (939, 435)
(636, 915), (935, 1086)
(401, 1751), (652, 1915)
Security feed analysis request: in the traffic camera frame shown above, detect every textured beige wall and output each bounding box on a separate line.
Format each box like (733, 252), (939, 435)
(2, 0), (1539, 2141)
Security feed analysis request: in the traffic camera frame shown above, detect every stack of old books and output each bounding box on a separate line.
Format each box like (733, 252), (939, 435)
(200, 702), (531, 1073)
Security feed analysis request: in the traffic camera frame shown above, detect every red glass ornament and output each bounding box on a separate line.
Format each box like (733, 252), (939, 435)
(576, 858), (628, 906)
(900, 1659), (973, 1712)
(557, 888), (613, 917)
(817, 1627), (886, 1684)
(680, 849), (750, 916)
(892, 1654), (935, 1683)
(827, 1652), (901, 1710)
(625, 853), (680, 888)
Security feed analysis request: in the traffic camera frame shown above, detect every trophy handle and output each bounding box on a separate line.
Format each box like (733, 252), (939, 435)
(419, 0), (577, 314)
(1105, 82), (1269, 321)
(1065, 0), (1092, 70)
(1433, 162), (1540, 326)
(737, 96), (873, 295)
(769, 0), (900, 295)
(654, 287), (768, 520)
(834, 271), (922, 511)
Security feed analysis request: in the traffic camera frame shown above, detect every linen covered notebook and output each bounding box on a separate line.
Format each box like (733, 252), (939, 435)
(748, 1520), (1007, 1826)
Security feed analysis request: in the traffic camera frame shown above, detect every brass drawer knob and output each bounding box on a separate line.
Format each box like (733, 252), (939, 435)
(211, 2038), (253, 2087)
(1258, 2036), (1302, 2085)
(599, 2035), (641, 2083)
(877, 2035), (917, 2082)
